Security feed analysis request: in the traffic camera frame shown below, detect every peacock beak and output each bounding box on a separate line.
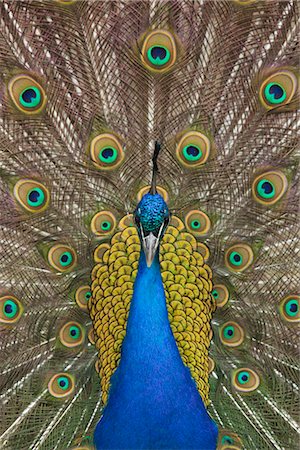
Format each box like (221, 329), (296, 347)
(141, 222), (165, 267)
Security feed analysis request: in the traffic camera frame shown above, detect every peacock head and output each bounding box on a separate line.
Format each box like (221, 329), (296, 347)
(134, 141), (170, 267)
(134, 192), (169, 267)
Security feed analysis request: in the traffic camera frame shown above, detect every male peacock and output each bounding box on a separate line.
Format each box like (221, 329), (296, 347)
(0, 1), (299, 449)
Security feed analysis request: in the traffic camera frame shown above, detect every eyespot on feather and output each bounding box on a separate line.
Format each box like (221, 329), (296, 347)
(176, 131), (211, 168)
(252, 171), (288, 206)
(232, 368), (260, 393)
(13, 179), (50, 213)
(59, 321), (85, 348)
(212, 284), (230, 308)
(185, 210), (211, 235)
(91, 211), (116, 236)
(219, 322), (245, 347)
(279, 295), (299, 323)
(75, 286), (91, 312)
(0, 295), (23, 324)
(48, 244), (77, 272)
(48, 373), (75, 398)
(8, 74), (47, 114)
(259, 70), (298, 111)
(90, 133), (124, 170)
(225, 244), (254, 273)
(137, 185), (169, 203)
(218, 429), (243, 450)
(140, 30), (177, 73)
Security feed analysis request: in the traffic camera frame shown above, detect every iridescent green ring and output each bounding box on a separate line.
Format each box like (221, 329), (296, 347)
(59, 251), (73, 267)
(264, 82), (287, 105)
(147, 45), (170, 66)
(27, 187), (45, 207)
(223, 325), (235, 339)
(3, 299), (18, 318)
(257, 179), (275, 199)
(285, 299), (298, 317)
(237, 371), (250, 385)
(191, 219), (201, 230)
(19, 86), (41, 108)
(229, 251), (243, 266)
(212, 289), (219, 299)
(221, 436), (234, 445)
(57, 376), (69, 390)
(101, 221), (112, 231)
(69, 325), (80, 339)
(182, 144), (202, 162)
(98, 147), (118, 164)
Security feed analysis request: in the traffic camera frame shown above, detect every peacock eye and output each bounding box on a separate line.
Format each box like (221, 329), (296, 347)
(279, 295), (299, 323)
(75, 285), (91, 312)
(252, 171), (288, 206)
(90, 133), (124, 170)
(147, 45), (171, 66)
(141, 30), (177, 72)
(8, 75), (47, 114)
(176, 131), (211, 168)
(259, 69), (297, 110)
(59, 322), (85, 347)
(225, 244), (253, 272)
(182, 144), (202, 162)
(232, 368), (260, 393)
(90, 211), (116, 236)
(13, 180), (50, 213)
(221, 436), (234, 445)
(48, 244), (77, 272)
(0, 295), (23, 324)
(185, 210), (211, 235)
(220, 322), (244, 347)
(48, 373), (75, 398)
(212, 284), (230, 308)
(98, 147), (118, 164)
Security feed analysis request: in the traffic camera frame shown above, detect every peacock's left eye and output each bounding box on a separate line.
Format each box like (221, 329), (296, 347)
(141, 30), (177, 72)
(176, 131), (211, 168)
(252, 171), (288, 206)
(0, 295), (23, 324)
(8, 74), (47, 114)
(232, 368), (260, 392)
(48, 244), (77, 272)
(90, 211), (116, 236)
(48, 373), (75, 398)
(185, 210), (211, 235)
(13, 180), (50, 213)
(90, 133), (124, 170)
(59, 322), (85, 347)
(225, 244), (253, 272)
(279, 295), (299, 323)
(220, 322), (244, 347)
(259, 69), (297, 110)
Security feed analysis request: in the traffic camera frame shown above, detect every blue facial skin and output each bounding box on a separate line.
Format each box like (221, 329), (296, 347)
(135, 193), (169, 235)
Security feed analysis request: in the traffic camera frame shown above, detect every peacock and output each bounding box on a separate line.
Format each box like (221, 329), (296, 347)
(0, 0), (299, 449)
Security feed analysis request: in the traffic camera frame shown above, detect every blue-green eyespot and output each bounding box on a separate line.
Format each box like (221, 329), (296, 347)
(232, 368), (260, 392)
(220, 322), (244, 347)
(59, 322), (84, 347)
(259, 69), (297, 111)
(48, 373), (75, 398)
(8, 74), (47, 114)
(48, 244), (77, 272)
(279, 295), (299, 323)
(225, 244), (253, 272)
(90, 133), (124, 170)
(91, 211), (116, 236)
(0, 295), (23, 323)
(13, 179), (50, 213)
(176, 131), (211, 168)
(253, 171), (288, 206)
(75, 286), (91, 312)
(141, 30), (177, 72)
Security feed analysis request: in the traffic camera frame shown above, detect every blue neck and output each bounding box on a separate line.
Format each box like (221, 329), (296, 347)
(94, 250), (218, 449)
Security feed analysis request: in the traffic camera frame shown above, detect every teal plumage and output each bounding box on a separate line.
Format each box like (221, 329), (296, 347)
(0, 1), (299, 449)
